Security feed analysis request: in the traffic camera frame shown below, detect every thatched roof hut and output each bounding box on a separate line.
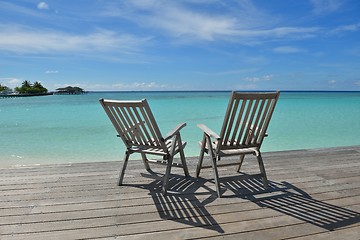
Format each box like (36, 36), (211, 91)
(55, 86), (86, 95)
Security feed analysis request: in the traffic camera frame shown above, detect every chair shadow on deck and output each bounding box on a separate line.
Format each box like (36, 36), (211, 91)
(130, 170), (224, 233)
(219, 175), (360, 231)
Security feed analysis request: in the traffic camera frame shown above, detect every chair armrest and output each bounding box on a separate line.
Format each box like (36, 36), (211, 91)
(164, 123), (187, 141)
(197, 124), (220, 140)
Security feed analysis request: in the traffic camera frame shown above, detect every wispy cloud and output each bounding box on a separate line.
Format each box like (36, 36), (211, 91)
(273, 46), (306, 54)
(0, 77), (22, 88)
(330, 22), (360, 34)
(102, 1), (319, 43)
(37, 2), (49, 10)
(310, 0), (343, 14)
(106, 1), (239, 41)
(45, 70), (58, 74)
(195, 68), (257, 76)
(112, 82), (168, 90)
(244, 74), (274, 82)
(0, 24), (151, 60)
(0, 1), (43, 17)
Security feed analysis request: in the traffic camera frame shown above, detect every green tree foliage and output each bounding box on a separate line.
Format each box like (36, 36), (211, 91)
(22, 80), (31, 88)
(15, 80), (48, 94)
(0, 84), (11, 93)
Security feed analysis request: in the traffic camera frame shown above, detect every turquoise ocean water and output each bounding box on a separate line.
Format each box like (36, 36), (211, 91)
(1, 91), (360, 167)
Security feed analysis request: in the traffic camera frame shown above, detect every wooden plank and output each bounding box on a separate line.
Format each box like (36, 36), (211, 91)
(0, 146), (359, 240)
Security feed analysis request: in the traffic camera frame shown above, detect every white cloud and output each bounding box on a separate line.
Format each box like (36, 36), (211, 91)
(310, 0), (342, 14)
(355, 81), (360, 86)
(102, 1), (319, 43)
(45, 70), (58, 74)
(0, 77), (22, 88)
(237, 27), (318, 39)
(273, 46), (305, 53)
(8, 78), (21, 84)
(128, 3), (238, 41)
(113, 82), (168, 90)
(0, 1), (43, 17)
(244, 74), (274, 82)
(330, 23), (360, 34)
(0, 24), (151, 57)
(328, 80), (336, 84)
(195, 68), (257, 76)
(37, 2), (49, 10)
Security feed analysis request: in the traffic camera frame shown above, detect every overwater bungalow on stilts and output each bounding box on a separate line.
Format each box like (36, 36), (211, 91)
(55, 86), (86, 95)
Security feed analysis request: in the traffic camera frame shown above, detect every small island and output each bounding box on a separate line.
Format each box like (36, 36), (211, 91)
(0, 80), (51, 98)
(0, 84), (12, 95)
(1, 82), (87, 98)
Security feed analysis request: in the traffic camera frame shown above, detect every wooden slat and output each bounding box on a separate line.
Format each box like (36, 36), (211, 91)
(133, 107), (153, 145)
(246, 98), (264, 145)
(139, 103), (162, 146)
(230, 98), (246, 145)
(237, 99), (253, 145)
(223, 97), (240, 144)
(112, 105), (134, 144)
(242, 98), (259, 145)
(0, 146), (359, 239)
(258, 95), (279, 146)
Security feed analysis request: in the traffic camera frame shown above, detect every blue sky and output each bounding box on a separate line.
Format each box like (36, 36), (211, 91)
(0, 0), (359, 91)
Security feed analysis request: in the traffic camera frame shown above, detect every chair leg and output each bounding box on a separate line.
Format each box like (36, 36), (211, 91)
(118, 151), (130, 186)
(162, 135), (177, 195)
(210, 153), (221, 198)
(177, 134), (189, 177)
(196, 134), (206, 177)
(236, 154), (245, 172)
(256, 152), (269, 189)
(162, 155), (173, 195)
(141, 153), (150, 171)
(206, 135), (221, 198)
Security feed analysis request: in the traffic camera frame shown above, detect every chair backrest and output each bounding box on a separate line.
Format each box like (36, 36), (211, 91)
(100, 99), (164, 149)
(218, 91), (280, 150)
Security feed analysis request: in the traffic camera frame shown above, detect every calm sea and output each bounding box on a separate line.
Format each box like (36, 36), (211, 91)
(1, 91), (360, 167)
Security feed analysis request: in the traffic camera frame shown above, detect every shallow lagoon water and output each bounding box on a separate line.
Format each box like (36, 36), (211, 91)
(1, 91), (360, 167)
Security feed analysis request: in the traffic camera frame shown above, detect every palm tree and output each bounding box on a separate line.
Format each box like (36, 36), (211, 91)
(33, 81), (43, 89)
(33, 81), (48, 94)
(0, 84), (11, 94)
(14, 80), (48, 94)
(22, 80), (32, 88)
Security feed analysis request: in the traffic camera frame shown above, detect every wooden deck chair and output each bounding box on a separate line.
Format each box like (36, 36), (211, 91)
(99, 98), (189, 195)
(196, 91), (280, 197)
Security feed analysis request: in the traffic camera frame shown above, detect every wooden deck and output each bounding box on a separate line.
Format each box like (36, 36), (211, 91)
(1, 146), (359, 239)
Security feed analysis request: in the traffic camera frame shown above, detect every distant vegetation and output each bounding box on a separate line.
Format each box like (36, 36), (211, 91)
(14, 80), (48, 95)
(0, 84), (11, 93)
(1, 82), (87, 97)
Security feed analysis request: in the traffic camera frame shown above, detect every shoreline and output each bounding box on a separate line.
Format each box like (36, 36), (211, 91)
(87, 90), (360, 93)
(0, 92), (53, 98)
(1, 144), (359, 169)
